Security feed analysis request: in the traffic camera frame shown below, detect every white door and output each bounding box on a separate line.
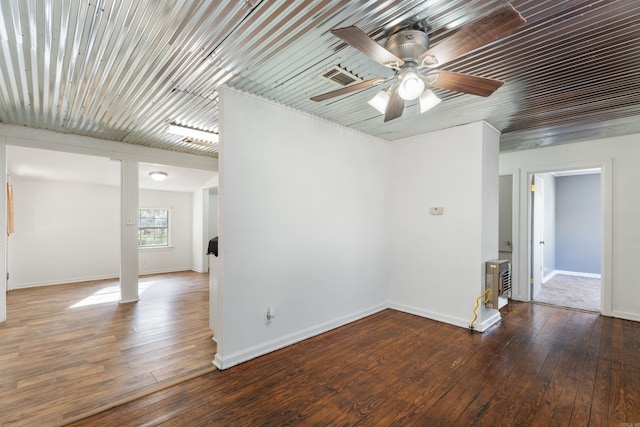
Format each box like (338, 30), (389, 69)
(531, 175), (544, 299)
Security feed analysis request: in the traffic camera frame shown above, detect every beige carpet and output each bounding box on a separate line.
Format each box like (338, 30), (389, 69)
(535, 274), (600, 312)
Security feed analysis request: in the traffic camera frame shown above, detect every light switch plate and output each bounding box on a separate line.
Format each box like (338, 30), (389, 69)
(429, 207), (444, 215)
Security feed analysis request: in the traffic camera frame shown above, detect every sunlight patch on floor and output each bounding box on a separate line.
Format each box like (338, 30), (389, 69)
(69, 281), (156, 308)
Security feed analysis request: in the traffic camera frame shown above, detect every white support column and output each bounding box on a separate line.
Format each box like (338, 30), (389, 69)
(0, 144), (6, 322)
(120, 159), (139, 303)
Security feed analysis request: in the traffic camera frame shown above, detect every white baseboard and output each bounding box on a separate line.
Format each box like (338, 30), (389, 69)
(212, 303), (387, 370)
(139, 266), (193, 275)
(542, 270), (557, 283)
(214, 300), (512, 370)
(10, 268), (196, 290)
(387, 301), (501, 332)
(9, 274), (120, 290)
(547, 270), (601, 280)
(479, 311), (502, 332)
(610, 310), (640, 323)
(387, 301), (470, 329)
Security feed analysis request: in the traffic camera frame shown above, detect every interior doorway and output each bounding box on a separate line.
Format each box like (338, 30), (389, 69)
(498, 175), (513, 264)
(529, 169), (602, 312)
(3, 145), (216, 320)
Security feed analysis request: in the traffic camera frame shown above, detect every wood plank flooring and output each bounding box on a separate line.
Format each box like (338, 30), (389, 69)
(0, 271), (216, 427)
(70, 302), (640, 426)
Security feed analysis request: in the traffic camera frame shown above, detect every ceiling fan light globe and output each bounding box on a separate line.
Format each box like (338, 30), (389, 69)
(419, 89), (442, 113)
(398, 72), (425, 100)
(368, 90), (390, 114)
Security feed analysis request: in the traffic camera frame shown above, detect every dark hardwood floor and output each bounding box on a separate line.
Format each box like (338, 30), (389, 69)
(0, 271), (216, 427)
(69, 302), (640, 426)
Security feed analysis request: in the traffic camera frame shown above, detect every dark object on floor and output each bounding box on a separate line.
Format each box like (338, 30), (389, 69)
(207, 237), (218, 257)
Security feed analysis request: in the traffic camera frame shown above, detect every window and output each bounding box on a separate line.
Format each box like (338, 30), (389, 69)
(138, 209), (169, 247)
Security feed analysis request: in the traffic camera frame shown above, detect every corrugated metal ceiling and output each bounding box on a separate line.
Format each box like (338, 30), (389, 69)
(0, 0), (638, 157)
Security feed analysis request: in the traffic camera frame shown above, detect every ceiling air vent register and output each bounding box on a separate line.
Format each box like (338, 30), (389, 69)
(318, 65), (362, 87)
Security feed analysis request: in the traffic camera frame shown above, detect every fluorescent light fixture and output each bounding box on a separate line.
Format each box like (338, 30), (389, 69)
(149, 171), (168, 181)
(446, 18), (467, 30)
(419, 89), (442, 113)
(167, 124), (219, 143)
(368, 90), (390, 114)
(398, 68), (425, 101)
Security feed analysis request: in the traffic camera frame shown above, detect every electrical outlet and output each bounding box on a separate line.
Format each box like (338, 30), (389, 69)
(266, 307), (275, 322)
(429, 207), (444, 215)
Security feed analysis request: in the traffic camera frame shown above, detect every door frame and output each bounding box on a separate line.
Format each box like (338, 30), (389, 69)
(530, 174), (544, 300)
(506, 159), (612, 316)
(498, 170), (521, 301)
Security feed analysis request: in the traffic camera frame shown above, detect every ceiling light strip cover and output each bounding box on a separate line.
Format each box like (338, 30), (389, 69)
(167, 124), (219, 143)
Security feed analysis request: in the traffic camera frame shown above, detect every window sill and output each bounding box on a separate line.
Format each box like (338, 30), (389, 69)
(138, 245), (174, 252)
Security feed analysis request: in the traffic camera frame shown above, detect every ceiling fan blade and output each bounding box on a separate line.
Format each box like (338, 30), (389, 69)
(384, 85), (404, 122)
(311, 77), (388, 102)
(418, 4), (526, 67)
(331, 26), (404, 68)
(427, 70), (504, 97)
(427, 70), (504, 96)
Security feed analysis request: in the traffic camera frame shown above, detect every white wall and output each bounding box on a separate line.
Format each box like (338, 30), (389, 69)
(208, 188), (218, 237)
(498, 175), (513, 254)
(191, 188), (207, 273)
(9, 177), (120, 288)
(555, 173), (601, 274)
(500, 135), (639, 322)
(498, 175), (513, 264)
(9, 177), (194, 288)
(0, 145), (7, 321)
(387, 122), (500, 331)
(216, 88), (389, 369)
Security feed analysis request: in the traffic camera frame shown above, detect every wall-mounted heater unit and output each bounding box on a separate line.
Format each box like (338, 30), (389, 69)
(485, 259), (511, 309)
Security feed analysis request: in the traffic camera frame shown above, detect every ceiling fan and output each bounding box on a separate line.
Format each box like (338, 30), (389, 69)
(311, 4), (526, 122)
